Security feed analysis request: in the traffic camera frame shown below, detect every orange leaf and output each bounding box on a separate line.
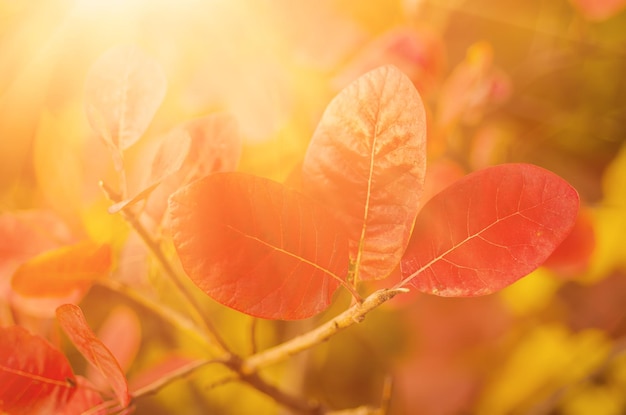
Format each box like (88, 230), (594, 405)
(401, 164), (579, 296)
(11, 241), (112, 298)
(84, 45), (167, 168)
(0, 210), (73, 297)
(56, 304), (131, 407)
(168, 172), (350, 320)
(303, 65), (427, 282)
(0, 326), (77, 414)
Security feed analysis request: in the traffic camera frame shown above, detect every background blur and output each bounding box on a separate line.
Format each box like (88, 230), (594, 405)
(1, 0), (626, 414)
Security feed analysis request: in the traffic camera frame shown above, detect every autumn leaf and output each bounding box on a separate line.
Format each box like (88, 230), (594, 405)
(477, 325), (610, 414)
(86, 305), (141, 391)
(333, 27), (446, 96)
(0, 325), (77, 415)
(108, 128), (192, 214)
(11, 240), (112, 298)
(436, 42), (511, 130)
(569, 0), (626, 20)
(400, 163), (579, 296)
(143, 112), (242, 221)
(84, 45), (167, 169)
(0, 210), (74, 298)
(56, 304), (131, 407)
(302, 65), (427, 283)
(168, 172), (350, 320)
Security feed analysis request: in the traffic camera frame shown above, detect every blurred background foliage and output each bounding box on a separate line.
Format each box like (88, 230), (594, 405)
(1, 0), (626, 414)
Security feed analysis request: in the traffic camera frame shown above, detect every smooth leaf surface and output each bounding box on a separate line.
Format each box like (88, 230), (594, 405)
(84, 45), (167, 166)
(302, 65), (427, 283)
(11, 241), (112, 298)
(168, 172), (349, 320)
(0, 326), (76, 414)
(56, 304), (131, 407)
(400, 163), (579, 296)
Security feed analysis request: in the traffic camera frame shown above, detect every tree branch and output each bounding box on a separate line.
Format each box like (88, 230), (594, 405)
(100, 181), (230, 355)
(242, 288), (408, 374)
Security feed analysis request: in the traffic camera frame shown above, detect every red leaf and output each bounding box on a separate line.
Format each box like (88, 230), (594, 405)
(11, 241), (112, 298)
(0, 326), (77, 414)
(168, 172), (349, 320)
(400, 164), (579, 296)
(303, 65), (427, 283)
(84, 45), (167, 168)
(56, 304), (131, 407)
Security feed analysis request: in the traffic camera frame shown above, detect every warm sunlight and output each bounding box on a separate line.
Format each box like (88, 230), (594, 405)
(1, 1), (625, 414)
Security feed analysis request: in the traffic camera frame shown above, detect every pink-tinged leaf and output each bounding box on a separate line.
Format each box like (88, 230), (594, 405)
(145, 113), (242, 221)
(11, 241), (112, 298)
(86, 305), (141, 391)
(569, 0), (626, 20)
(168, 172), (349, 320)
(0, 326), (77, 414)
(84, 45), (167, 167)
(333, 27), (446, 96)
(56, 304), (131, 407)
(436, 42), (511, 130)
(128, 355), (197, 393)
(302, 65), (427, 283)
(108, 129), (192, 214)
(400, 164), (579, 296)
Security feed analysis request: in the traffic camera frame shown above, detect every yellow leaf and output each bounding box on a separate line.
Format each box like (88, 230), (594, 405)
(583, 206), (626, 283)
(603, 143), (626, 208)
(561, 385), (624, 415)
(499, 267), (561, 316)
(81, 199), (129, 246)
(477, 325), (610, 415)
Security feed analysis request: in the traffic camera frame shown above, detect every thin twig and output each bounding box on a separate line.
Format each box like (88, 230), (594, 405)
(242, 288), (408, 374)
(100, 181), (230, 355)
(100, 181), (409, 415)
(236, 368), (325, 415)
(379, 375), (393, 415)
(132, 358), (220, 399)
(98, 279), (210, 347)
